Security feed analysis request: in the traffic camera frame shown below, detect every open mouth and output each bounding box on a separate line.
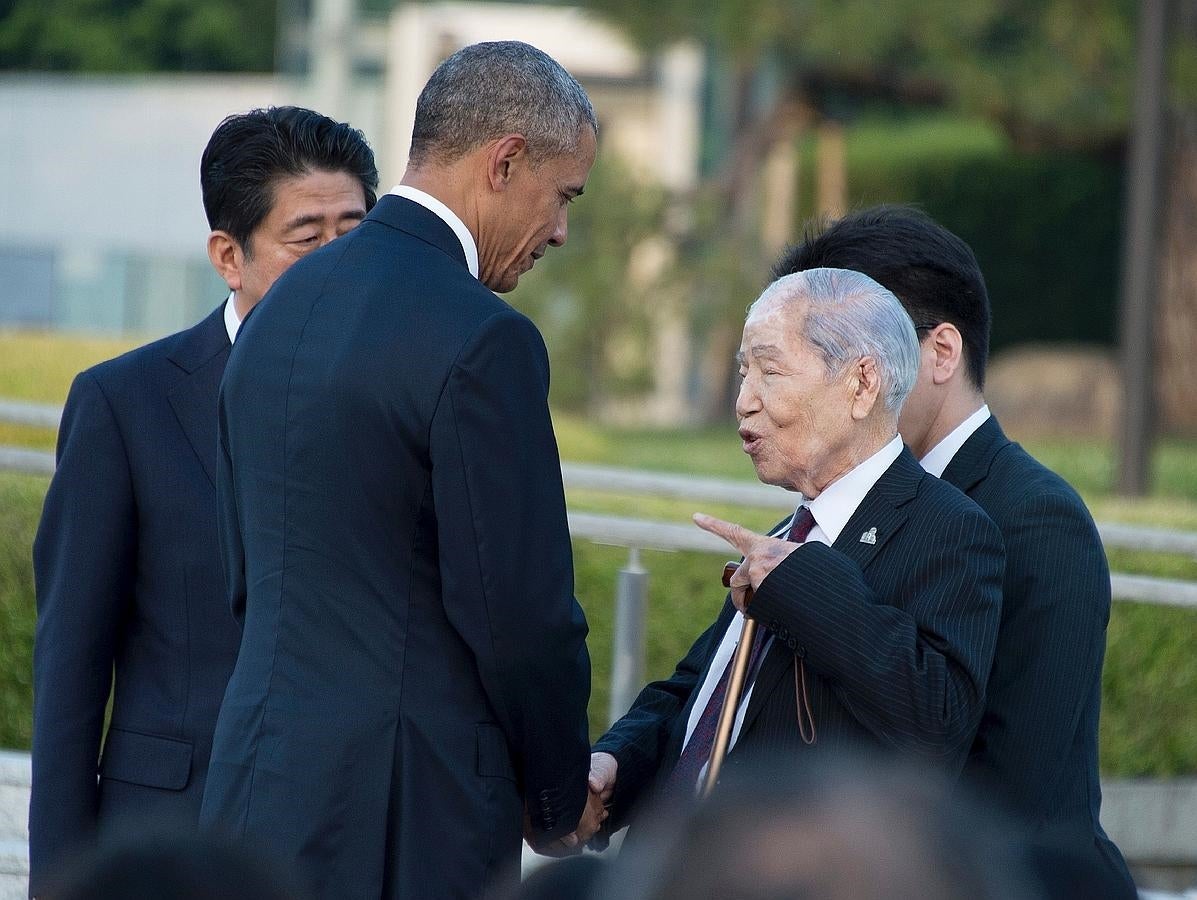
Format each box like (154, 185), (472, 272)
(739, 429), (762, 455)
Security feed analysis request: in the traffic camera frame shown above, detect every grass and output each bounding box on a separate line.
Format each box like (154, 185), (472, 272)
(0, 333), (1194, 775)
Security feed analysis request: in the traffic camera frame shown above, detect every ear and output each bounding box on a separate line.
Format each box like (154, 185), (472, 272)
(486, 134), (529, 192)
(926, 323), (964, 386)
(850, 356), (883, 420)
(207, 231), (245, 292)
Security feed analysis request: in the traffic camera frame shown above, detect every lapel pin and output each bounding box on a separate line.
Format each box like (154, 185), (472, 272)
(859, 527), (877, 545)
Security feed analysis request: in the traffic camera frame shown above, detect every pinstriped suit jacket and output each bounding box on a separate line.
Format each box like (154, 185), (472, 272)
(948, 417), (1135, 892)
(595, 446), (1004, 831)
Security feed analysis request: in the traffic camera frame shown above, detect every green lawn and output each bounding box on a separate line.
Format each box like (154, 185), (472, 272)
(0, 332), (1194, 775)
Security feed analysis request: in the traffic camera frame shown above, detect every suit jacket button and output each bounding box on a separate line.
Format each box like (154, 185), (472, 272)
(787, 637), (797, 651)
(796, 644), (806, 658)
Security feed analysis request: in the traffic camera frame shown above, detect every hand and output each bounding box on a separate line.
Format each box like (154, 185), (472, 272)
(589, 751), (617, 806)
(523, 786), (609, 857)
(694, 513), (800, 612)
(571, 786), (608, 846)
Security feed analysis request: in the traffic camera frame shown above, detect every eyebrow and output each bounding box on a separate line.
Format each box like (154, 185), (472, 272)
(751, 344), (784, 358)
(283, 210), (366, 231)
(734, 345), (784, 367)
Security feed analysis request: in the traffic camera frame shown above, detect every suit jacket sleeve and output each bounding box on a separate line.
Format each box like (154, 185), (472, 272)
(30, 372), (137, 891)
(593, 604), (730, 829)
(975, 490), (1109, 813)
(749, 506), (1004, 765)
(429, 308), (591, 842)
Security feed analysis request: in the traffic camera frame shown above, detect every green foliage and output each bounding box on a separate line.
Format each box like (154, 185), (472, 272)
(0, 330), (138, 451)
(828, 114), (1124, 351)
(0, 331), (137, 402)
(1100, 602), (1197, 777)
(0, 0), (276, 72)
(507, 157), (666, 411)
(1, 337), (1196, 773)
(1, 464), (1194, 773)
(580, 0), (1140, 143)
(0, 473), (42, 749)
(1171, 36), (1197, 108)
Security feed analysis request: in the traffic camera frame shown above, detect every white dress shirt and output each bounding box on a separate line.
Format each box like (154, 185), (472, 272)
(919, 405), (990, 477)
(680, 434), (904, 786)
(223, 293), (241, 344)
(388, 184), (480, 279)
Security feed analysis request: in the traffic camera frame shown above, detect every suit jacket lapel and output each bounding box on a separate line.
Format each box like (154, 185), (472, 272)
(940, 415), (1010, 494)
(166, 305), (231, 489)
(740, 448), (923, 736)
(828, 448), (921, 566)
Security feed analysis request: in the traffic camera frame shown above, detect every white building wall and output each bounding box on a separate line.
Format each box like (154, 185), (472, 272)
(0, 3), (701, 336)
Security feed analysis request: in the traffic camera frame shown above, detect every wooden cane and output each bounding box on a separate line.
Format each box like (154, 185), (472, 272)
(700, 561), (754, 799)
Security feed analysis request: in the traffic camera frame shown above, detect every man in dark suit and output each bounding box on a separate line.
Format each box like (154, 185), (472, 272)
(200, 42), (601, 899)
(774, 206), (1135, 895)
(30, 107), (378, 896)
(589, 268), (1004, 839)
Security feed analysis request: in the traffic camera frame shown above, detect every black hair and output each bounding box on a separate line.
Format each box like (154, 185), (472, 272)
(200, 105), (379, 254)
(773, 206), (992, 389)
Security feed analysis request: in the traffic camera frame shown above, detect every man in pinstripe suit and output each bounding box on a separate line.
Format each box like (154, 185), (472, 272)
(589, 268), (1005, 838)
(774, 207), (1135, 896)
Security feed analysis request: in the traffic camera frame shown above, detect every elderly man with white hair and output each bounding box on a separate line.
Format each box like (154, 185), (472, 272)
(589, 268), (1006, 836)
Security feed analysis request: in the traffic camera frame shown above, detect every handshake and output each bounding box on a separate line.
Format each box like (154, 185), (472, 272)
(526, 752), (619, 856)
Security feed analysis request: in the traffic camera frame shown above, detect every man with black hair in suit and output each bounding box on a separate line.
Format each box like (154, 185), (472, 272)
(31, 106), (378, 896)
(590, 268), (1004, 847)
(773, 206), (1135, 896)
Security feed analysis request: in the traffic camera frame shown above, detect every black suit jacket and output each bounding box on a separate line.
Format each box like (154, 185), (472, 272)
(947, 416), (1135, 893)
(199, 195), (592, 899)
(30, 305), (241, 895)
(595, 447), (1004, 830)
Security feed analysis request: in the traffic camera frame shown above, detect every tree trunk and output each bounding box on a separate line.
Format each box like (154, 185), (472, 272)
(1155, 9), (1197, 436)
(691, 86), (809, 424)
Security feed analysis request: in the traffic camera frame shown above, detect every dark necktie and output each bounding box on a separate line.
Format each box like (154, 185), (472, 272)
(666, 506), (816, 794)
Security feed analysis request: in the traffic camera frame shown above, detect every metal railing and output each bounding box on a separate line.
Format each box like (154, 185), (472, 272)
(567, 509), (1197, 719)
(4, 398), (1197, 719)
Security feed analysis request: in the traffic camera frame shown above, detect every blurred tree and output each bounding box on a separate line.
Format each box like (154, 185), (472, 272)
(508, 156), (667, 413)
(579, 0), (1197, 440)
(0, 0), (276, 71)
(1157, 4), (1197, 436)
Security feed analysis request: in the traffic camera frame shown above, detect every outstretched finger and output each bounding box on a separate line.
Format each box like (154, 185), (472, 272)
(693, 513), (760, 556)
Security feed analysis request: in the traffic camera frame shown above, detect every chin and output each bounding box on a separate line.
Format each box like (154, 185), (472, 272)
(750, 459), (780, 487)
(493, 269), (523, 293)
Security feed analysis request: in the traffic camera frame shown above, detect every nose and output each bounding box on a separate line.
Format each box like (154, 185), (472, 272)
(549, 207), (568, 247)
(735, 374), (760, 419)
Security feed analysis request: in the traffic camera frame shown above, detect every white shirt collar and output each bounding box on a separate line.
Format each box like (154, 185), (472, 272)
(802, 434), (904, 544)
(223, 293), (241, 344)
(919, 405), (991, 477)
(388, 184), (480, 279)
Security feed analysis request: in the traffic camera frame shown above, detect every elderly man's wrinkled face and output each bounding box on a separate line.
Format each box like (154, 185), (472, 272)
(735, 296), (859, 497)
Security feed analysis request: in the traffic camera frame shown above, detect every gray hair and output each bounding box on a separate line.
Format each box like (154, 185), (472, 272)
(750, 268), (921, 413)
(409, 41), (597, 166)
